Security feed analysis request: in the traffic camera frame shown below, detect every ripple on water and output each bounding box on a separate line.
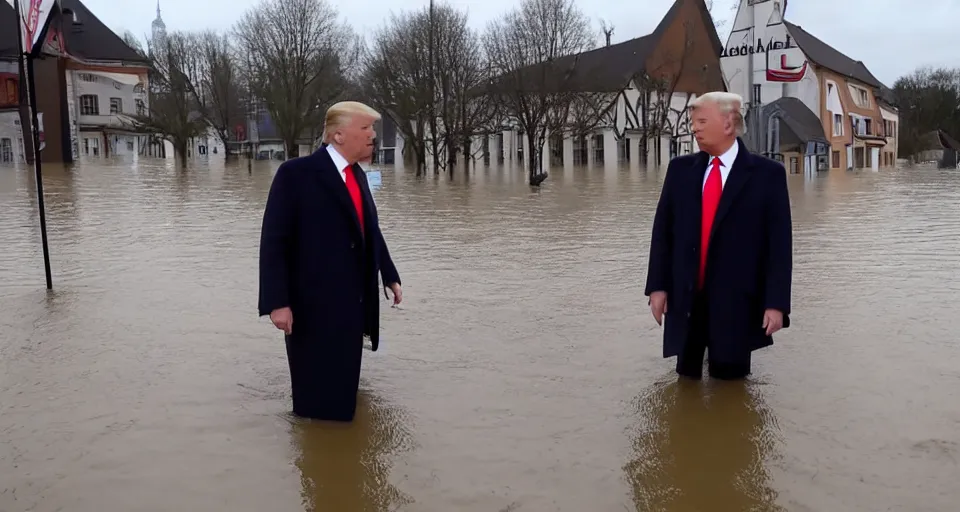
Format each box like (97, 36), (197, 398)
(1, 160), (959, 511)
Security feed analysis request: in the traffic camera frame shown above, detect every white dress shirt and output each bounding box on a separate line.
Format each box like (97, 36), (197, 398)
(326, 144), (350, 182)
(703, 140), (738, 192)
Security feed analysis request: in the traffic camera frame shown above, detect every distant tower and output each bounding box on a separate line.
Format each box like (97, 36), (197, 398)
(151, 0), (166, 46)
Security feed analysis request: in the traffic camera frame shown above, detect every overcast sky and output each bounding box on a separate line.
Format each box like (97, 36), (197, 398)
(86, 0), (954, 87)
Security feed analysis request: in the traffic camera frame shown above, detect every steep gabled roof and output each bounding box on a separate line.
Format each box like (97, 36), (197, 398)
(877, 84), (897, 109)
(921, 129), (960, 152)
(783, 21), (882, 89)
(0, 0), (147, 64)
(499, 34), (658, 94)
(486, 0), (722, 94)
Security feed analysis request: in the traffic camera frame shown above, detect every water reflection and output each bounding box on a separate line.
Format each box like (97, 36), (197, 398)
(2, 157), (959, 511)
(291, 390), (414, 511)
(624, 377), (783, 511)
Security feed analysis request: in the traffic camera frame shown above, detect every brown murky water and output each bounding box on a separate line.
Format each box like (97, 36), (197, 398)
(1, 157), (958, 512)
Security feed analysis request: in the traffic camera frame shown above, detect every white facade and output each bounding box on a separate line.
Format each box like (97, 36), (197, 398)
(70, 68), (149, 160)
(880, 103), (899, 164)
(0, 111), (25, 165)
(409, 84), (703, 171)
(721, 0), (820, 118)
(0, 61), (25, 165)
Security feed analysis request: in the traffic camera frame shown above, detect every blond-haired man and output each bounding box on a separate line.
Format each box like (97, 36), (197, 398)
(644, 91), (793, 380)
(258, 101), (401, 421)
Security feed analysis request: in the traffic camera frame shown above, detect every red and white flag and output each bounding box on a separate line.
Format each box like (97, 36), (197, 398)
(5, 0), (58, 56)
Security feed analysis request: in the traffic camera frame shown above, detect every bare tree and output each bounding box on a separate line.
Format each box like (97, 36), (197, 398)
(196, 31), (243, 158)
(234, 0), (358, 159)
(363, 10), (433, 175)
(483, 0), (595, 185)
(565, 92), (612, 141)
(430, 2), (496, 173)
(122, 31), (147, 56)
(631, 17), (706, 167)
(126, 31), (208, 165)
(599, 19), (614, 46)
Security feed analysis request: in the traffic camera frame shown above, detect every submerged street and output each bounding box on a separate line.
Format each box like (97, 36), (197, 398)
(1, 159), (958, 511)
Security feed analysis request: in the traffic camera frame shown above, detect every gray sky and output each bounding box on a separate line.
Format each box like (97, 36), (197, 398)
(90, 0), (953, 87)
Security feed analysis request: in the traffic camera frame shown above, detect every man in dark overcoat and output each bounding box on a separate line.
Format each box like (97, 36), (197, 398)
(258, 101), (402, 421)
(644, 91), (793, 380)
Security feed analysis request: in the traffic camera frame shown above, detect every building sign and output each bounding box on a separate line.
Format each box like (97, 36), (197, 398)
(766, 54), (808, 82)
(721, 35), (794, 58)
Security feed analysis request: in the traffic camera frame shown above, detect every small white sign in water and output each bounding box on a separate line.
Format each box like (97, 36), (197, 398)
(366, 170), (382, 191)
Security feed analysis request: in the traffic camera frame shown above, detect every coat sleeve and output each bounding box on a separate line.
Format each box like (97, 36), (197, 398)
(258, 163), (296, 317)
(763, 164), (793, 316)
(377, 228), (401, 287)
(644, 160), (676, 296)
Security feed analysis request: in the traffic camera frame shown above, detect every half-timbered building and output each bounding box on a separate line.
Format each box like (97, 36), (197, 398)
(475, 0), (726, 171)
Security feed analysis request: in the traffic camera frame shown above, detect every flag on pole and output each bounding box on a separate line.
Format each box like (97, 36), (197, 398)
(4, 0), (58, 56)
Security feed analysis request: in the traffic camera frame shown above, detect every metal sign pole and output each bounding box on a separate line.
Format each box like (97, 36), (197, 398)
(14, 0), (54, 289)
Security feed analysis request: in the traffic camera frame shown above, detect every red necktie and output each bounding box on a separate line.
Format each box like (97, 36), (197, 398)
(699, 157), (723, 289)
(344, 164), (364, 236)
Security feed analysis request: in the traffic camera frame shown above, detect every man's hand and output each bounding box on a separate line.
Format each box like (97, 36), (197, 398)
(762, 309), (783, 336)
(270, 307), (293, 335)
(385, 283), (402, 305)
(649, 291), (667, 326)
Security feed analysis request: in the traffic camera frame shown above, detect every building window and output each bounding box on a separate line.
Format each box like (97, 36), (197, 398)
(832, 150), (840, 168)
(618, 137), (631, 163)
(110, 97), (122, 114)
(80, 94), (99, 115)
(864, 118), (872, 136)
(833, 114), (842, 136)
(83, 137), (100, 157)
(849, 85), (870, 108)
(572, 136), (587, 165)
(2, 77), (17, 107)
(1, 138), (12, 163)
(592, 133), (604, 164)
(136, 99), (146, 116)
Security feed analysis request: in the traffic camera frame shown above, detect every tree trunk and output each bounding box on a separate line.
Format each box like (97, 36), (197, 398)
(175, 140), (189, 167)
(285, 139), (299, 159)
(446, 134), (458, 170)
(526, 131), (539, 183)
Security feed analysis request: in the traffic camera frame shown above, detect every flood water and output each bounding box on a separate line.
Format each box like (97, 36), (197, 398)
(1, 156), (958, 512)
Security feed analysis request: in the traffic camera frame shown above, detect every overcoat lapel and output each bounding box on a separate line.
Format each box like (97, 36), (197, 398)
(353, 162), (375, 237)
(688, 151), (709, 234)
(710, 138), (753, 240)
(312, 147), (365, 239)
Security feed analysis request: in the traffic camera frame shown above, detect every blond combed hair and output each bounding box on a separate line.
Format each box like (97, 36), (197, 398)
(690, 91), (746, 136)
(321, 101), (382, 144)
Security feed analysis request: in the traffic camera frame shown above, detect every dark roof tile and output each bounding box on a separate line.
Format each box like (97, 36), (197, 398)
(0, 0), (147, 64)
(783, 21), (882, 89)
(487, 0), (722, 94)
